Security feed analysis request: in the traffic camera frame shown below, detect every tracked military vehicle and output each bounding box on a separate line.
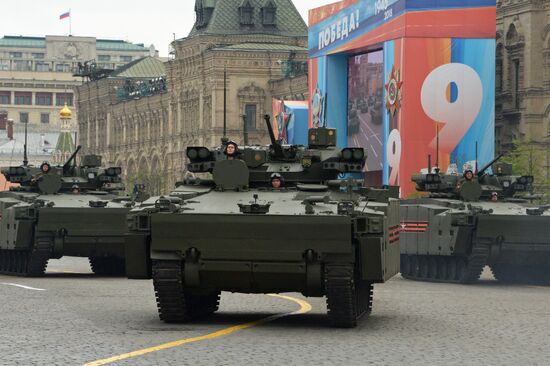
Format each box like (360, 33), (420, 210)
(127, 115), (400, 328)
(0, 146), (149, 278)
(400, 156), (550, 284)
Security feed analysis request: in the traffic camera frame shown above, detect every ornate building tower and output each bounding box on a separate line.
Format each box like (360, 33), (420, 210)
(76, 0), (308, 194)
(496, 0), (550, 153)
(54, 103), (75, 164)
(169, 0), (308, 150)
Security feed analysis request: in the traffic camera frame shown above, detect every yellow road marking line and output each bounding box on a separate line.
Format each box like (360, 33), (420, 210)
(83, 294), (312, 366)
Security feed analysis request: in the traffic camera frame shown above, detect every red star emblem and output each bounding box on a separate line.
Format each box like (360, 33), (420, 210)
(385, 66), (403, 117)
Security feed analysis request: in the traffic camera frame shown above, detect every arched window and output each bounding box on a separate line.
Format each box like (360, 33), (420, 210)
(262, 0), (277, 26)
(506, 24), (519, 44)
(496, 43), (503, 92)
(239, 0), (254, 26)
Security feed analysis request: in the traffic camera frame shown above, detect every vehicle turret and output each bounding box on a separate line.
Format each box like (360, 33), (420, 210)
(185, 115), (365, 188)
(0, 147), (144, 278)
(411, 153), (535, 202)
(1, 146), (124, 194)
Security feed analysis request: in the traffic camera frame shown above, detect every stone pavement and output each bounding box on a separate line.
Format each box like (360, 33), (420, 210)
(0, 257), (548, 366)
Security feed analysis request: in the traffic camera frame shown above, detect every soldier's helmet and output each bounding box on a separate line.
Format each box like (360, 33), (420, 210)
(463, 169), (474, 181)
(40, 162), (51, 173)
(224, 141), (239, 156)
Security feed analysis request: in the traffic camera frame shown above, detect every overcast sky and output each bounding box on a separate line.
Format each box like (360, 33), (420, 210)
(2, 0), (337, 56)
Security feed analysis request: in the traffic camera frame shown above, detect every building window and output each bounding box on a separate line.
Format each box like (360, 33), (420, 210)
(14, 92), (32, 105)
(55, 63), (71, 72)
(32, 53), (45, 59)
(496, 59), (502, 92)
(56, 93), (73, 106)
(40, 113), (50, 124)
(262, 1), (277, 26)
(14, 60), (31, 71)
(239, 1), (254, 25)
(20, 112), (29, 123)
(36, 93), (53, 106)
(98, 63), (115, 69)
(0, 60), (8, 71)
(9, 52), (22, 58)
(98, 55), (111, 61)
(35, 62), (50, 72)
(512, 59), (520, 109)
(120, 56), (133, 63)
(245, 104), (257, 130)
(0, 92), (10, 105)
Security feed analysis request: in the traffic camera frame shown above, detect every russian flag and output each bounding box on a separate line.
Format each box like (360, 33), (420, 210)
(59, 11), (70, 20)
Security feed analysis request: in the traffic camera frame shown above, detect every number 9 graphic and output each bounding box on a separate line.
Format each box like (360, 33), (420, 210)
(421, 63), (483, 152)
(387, 129), (401, 185)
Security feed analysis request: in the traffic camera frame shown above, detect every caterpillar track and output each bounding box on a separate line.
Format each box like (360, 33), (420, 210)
(152, 260), (220, 323)
(325, 264), (373, 328)
(401, 240), (491, 284)
(0, 239), (52, 277)
(89, 257), (126, 276)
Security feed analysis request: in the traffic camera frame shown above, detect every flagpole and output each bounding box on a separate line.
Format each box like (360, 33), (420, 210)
(69, 8), (72, 35)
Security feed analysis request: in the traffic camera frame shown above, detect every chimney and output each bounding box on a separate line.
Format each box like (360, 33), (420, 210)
(7, 119), (14, 140)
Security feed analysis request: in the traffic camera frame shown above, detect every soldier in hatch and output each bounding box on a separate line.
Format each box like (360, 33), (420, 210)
(270, 173), (284, 189)
(40, 162), (51, 174)
(32, 162), (52, 184)
(456, 169), (475, 191)
(71, 185), (80, 195)
(225, 141), (239, 160)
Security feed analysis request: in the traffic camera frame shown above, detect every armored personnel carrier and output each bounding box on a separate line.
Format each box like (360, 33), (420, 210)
(127, 116), (400, 328)
(400, 156), (550, 284)
(0, 147), (149, 278)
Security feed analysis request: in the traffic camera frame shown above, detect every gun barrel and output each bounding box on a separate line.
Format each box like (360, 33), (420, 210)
(63, 145), (82, 170)
(477, 153), (504, 176)
(263, 115), (277, 146)
(263, 114), (284, 157)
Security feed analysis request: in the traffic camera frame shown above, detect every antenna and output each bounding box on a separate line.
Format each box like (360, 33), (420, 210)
(223, 65), (227, 141)
(475, 141), (479, 173)
(435, 123), (440, 170)
(73, 131), (78, 167)
(23, 119), (28, 166)
(322, 93), (328, 128)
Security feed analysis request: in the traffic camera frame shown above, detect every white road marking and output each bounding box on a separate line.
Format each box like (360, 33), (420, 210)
(0, 282), (46, 291)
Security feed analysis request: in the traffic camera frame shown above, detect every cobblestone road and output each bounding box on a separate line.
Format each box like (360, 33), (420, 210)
(1, 257), (549, 366)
